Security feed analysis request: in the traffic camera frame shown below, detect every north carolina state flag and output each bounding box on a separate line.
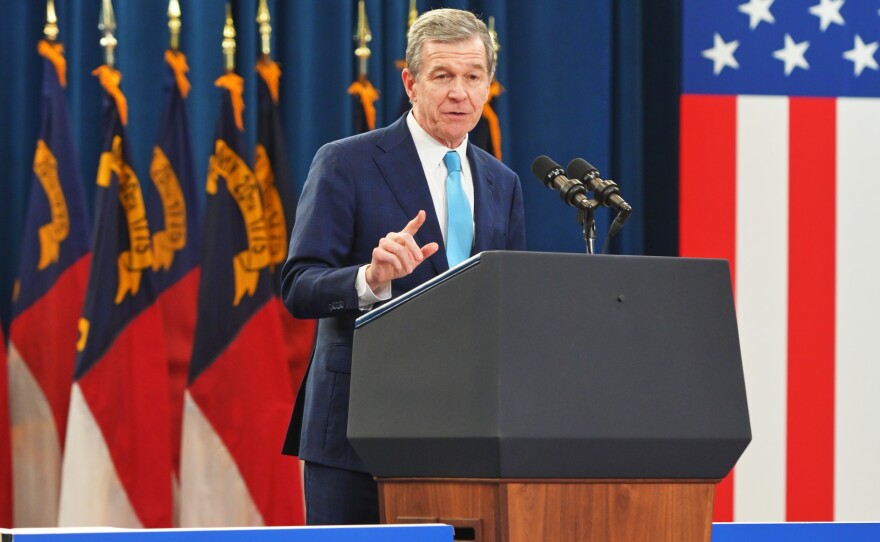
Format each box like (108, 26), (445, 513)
(180, 72), (300, 527)
(7, 40), (91, 527)
(349, 75), (379, 134)
(255, 56), (315, 420)
(148, 50), (201, 496)
(57, 65), (172, 528)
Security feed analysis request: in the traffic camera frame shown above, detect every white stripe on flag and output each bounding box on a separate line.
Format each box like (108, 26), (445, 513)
(835, 97), (880, 521)
(58, 383), (141, 527)
(8, 343), (61, 527)
(733, 95), (789, 522)
(179, 391), (263, 527)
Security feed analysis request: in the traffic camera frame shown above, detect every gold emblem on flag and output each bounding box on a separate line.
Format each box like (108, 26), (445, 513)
(207, 139), (270, 306)
(253, 144), (287, 269)
(97, 135), (153, 304)
(33, 140), (70, 270)
(76, 317), (90, 352)
(149, 146), (187, 271)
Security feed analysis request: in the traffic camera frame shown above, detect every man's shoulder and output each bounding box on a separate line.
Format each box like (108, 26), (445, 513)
(318, 117), (408, 156)
(320, 128), (382, 154)
(468, 142), (518, 180)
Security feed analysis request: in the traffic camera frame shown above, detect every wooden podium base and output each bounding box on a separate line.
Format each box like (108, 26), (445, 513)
(378, 478), (716, 542)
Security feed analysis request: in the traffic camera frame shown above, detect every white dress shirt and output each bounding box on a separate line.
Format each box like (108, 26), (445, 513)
(356, 111), (475, 308)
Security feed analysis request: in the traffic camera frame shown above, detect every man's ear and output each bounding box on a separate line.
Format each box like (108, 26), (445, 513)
(401, 68), (416, 101)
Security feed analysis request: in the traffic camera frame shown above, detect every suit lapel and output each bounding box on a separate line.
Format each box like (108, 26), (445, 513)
(375, 116), (446, 274)
(469, 144), (497, 254)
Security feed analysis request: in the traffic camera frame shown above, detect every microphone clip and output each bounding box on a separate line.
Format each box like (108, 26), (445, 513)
(557, 175), (597, 211)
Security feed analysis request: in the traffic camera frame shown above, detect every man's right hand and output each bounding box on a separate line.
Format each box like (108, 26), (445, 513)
(365, 210), (439, 292)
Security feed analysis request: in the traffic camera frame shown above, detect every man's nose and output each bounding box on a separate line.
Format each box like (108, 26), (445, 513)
(448, 78), (467, 99)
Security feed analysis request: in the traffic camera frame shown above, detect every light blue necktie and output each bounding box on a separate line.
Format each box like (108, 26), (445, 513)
(443, 150), (473, 268)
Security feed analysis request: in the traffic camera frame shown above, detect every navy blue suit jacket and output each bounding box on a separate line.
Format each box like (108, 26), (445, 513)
(280, 114), (526, 472)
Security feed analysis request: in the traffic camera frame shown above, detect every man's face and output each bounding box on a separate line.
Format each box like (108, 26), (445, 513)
(403, 36), (491, 148)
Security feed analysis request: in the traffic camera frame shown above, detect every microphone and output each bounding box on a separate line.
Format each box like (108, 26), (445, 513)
(566, 158), (632, 213)
(567, 158), (633, 252)
(531, 155), (597, 211)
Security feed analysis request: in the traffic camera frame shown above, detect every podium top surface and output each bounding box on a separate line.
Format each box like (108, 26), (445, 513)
(355, 251), (728, 328)
(355, 252), (483, 328)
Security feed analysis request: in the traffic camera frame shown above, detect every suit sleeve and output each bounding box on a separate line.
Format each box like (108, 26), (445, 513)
(280, 142), (362, 319)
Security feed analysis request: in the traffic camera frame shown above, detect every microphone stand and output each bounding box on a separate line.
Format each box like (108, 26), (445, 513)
(577, 207), (597, 255)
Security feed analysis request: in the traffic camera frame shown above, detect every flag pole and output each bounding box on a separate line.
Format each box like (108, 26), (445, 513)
(257, 0), (271, 58)
(407, 0), (418, 30)
(98, 0), (117, 68)
(488, 16), (500, 59)
(480, 15), (505, 161)
(223, 3), (236, 73)
(168, 0), (181, 52)
(45, 0), (59, 41)
(395, 0), (418, 71)
(354, 0), (371, 80)
(348, 0), (378, 132)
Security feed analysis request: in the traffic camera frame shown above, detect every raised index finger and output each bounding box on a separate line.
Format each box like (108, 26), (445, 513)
(401, 210), (427, 236)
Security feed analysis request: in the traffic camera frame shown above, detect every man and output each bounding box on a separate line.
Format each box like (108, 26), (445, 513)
(280, 8), (526, 525)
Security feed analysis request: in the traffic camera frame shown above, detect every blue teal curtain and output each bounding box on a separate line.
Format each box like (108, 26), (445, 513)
(0, 0), (680, 328)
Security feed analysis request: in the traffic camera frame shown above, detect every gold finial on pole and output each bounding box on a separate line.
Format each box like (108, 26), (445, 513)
(407, 0), (418, 30)
(222, 2), (237, 72)
(45, 0), (59, 41)
(257, 0), (271, 57)
(98, 0), (118, 68)
(488, 16), (500, 57)
(354, 0), (371, 78)
(168, 0), (181, 51)
(394, 0), (417, 70)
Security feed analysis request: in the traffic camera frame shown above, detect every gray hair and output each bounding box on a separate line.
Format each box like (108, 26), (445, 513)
(405, 8), (495, 80)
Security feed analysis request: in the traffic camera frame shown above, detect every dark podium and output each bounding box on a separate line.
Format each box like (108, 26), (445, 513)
(349, 251), (750, 542)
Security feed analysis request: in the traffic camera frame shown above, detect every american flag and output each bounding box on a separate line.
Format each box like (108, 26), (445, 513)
(680, 0), (880, 522)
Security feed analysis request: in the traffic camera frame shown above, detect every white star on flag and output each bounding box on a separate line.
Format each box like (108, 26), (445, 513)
(738, 0), (775, 30)
(809, 0), (846, 32)
(843, 34), (879, 76)
(703, 33), (740, 75)
(773, 34), (810, 76)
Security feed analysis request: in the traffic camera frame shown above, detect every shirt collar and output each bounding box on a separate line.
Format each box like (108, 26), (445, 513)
(406, 110), (469, 169)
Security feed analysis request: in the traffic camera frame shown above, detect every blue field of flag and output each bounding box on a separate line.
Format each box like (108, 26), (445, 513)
(684, 0), (880, 97)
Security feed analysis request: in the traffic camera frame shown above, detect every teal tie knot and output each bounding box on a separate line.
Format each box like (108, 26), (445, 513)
(443, 150), (472, 268)
(444, 150), (462, 173)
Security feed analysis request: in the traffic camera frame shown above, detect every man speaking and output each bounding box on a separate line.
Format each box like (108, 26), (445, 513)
(280, 8), (526, 525)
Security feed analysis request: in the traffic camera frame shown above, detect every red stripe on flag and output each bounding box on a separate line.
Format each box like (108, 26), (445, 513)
(680, 95), (737, 262)
(78, 303), (172, 527)
(10, 255), (91, 444)
(189, 301), (304, 525)
(786, 97), (835, 521)
(1, 327), (11, 527)
(680, 94), (737, 522)
(157, 267), (200, 478)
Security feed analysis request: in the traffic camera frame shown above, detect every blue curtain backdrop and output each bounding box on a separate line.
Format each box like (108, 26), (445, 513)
(0, 0), (680, 328)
